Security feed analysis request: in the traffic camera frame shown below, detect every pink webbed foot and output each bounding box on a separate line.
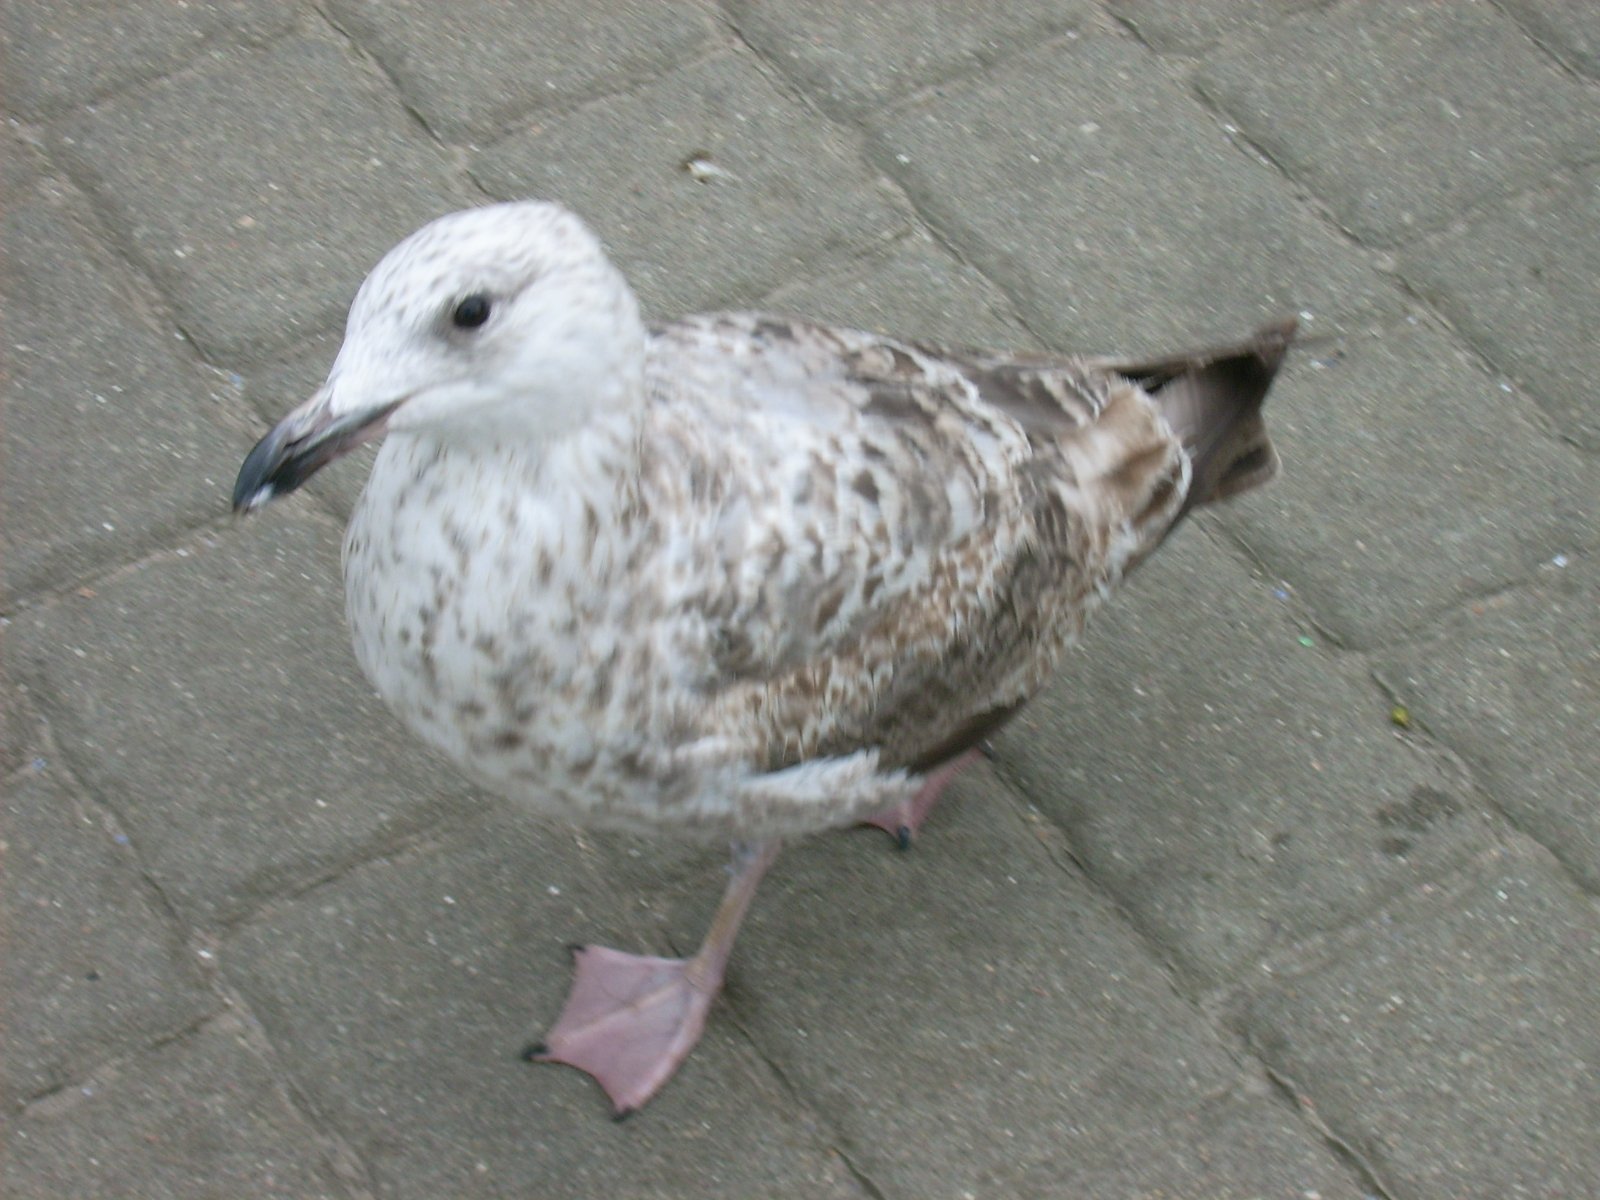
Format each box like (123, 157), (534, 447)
(861, 748), (984, 849)
(522, 841), (780, 1117)
(523, 945), (717, 1118)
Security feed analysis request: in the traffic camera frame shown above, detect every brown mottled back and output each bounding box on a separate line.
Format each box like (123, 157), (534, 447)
(645, 315), (1296, 786)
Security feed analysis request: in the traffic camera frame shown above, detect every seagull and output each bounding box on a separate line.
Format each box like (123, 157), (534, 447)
(234, 201), (1294, 1117)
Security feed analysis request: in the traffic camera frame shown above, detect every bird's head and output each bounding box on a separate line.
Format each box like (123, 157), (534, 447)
(232, 201), (645, 512)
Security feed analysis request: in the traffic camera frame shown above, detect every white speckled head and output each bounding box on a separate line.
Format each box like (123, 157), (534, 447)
(323, 201), (646, 443)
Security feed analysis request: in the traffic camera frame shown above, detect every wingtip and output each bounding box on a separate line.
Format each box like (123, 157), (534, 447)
(1252, 317), (1300, 367)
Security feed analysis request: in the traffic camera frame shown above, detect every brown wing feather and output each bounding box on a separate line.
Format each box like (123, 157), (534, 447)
(655, 314), (1290, 782)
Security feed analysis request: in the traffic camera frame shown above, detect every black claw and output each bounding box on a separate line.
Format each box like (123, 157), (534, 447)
(611, 1106), (635, 1122)
(978, 739), (998, 761)
(566, 941), (587, 957)
(895, 825), (913, 852)
(520, 1041), (548, 1061)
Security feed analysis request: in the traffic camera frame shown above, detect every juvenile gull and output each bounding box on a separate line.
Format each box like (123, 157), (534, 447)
(235, 201), (1295, 1116)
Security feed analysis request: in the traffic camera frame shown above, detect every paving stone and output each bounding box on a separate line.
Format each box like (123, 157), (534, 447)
(869, 37), (1399, 351)
(1235, 841), (1600, 1198)
(1, 1014), (347, 1199)
(1378, 555), (1600, 892)
(474, 50), (910, 316)
(760, 230), (1035, 348)
(52, 34), (465, 365)
(696, 767), (1363, 1197)
(1106, 0), (1324, 53)
(324, 0), (714, 141)
(1197, 1), (1600, 247)
(725, 0), (1089, 118)
(1399, 167), (1600, 450)
(1221, 324), (1598, 646)
(1501, 0), (1600, 78)
(9, 511), (480, 928)
(993, 526), (1489, 988)
(1, 174), (252, 604)
(973, 1087), (1366, 1198)
(222, 806), (866, 1199)
(1, 766), (217, 1107)
(1, 0), (294, 118)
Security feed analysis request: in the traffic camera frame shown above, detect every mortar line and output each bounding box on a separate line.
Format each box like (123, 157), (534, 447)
(1488, 0), (1600, 88)
(712, 8), (1083, 350)
(209, 977), (382, 1200)
(3, 508), (262, 622)
(17, 1005), (224, 1112)
(715, 0), (1105, 128)
(980, 752), (1491, 1200)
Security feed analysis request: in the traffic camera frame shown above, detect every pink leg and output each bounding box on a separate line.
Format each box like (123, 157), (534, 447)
(523, 840), (780, 1117)
(862, 749), (982, 849)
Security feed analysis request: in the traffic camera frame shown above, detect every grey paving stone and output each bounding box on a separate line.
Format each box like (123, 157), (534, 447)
(993, 526), (1490, 988)
(9, 511), (480, 928)
(1221, 324), (1598, 646)
(975, 1086), (1366, 1198)
(52, 34), (465, 364)
(474, 50), (910, 316)
(222, 806), (866, 1200)
(324, 0), (714, 141)
(1, 1014), (347, 1199)
(1, 0), (294, 118)
(868, 37), (1399, 351)
(1235, 841), (1600, 1198)
(725, 0), (1089, 119)
(695, 768), (1362, 1197)
(1, 766), (217, 1107)
(1399, 167), (1600, 451)
(1501, 0), (1600, 79)
(1378, 556), (1600, 892)
(1107, 0), (1325, 53)
(1, 174), (252, 604)
(1197, 1), (1600, 247)
(760, 230), (1034, 348)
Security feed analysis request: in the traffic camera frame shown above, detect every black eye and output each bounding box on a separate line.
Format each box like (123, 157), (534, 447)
(451, 293), (492, 329)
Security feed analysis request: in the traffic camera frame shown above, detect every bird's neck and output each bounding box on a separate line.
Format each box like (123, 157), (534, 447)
(385, 407), (647, 544)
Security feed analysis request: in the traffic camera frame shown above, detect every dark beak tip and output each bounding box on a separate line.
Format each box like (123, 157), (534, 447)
(232, 425), (289, 513)
(232, 397), (398, 513)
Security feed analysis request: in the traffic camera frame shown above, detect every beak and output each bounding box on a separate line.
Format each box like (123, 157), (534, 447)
(232, 391), (402, 513)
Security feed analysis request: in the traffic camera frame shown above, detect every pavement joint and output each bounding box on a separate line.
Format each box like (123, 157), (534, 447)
(1256, 1059), (1396, 1200)
(309, 3), (457, 153)
(21, 721), (214, 978)
(1386, 273), (1600, 458)
(212, 978), (381, 1200)
(1369, 665), (1600, 904)
(216, 799), (507, 938)
(1492, 0), (1600, 85)
(2, 511), (248, 621)
(985, 760), (1386, 1199)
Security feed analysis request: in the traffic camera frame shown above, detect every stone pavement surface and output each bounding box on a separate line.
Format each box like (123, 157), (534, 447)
(3, 1), (1597, 1196)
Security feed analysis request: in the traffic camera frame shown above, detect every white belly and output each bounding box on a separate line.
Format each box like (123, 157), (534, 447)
(342, 435), (662, 826)
(338, 432), (918, 840)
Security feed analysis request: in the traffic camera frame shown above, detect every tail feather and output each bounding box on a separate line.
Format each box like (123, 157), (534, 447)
(1109, 319), (1296, 511)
